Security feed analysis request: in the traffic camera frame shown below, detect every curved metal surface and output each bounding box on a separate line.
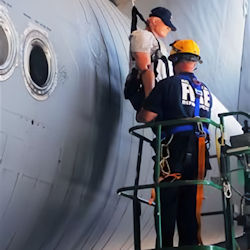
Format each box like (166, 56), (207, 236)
(0, 0), (247, 249)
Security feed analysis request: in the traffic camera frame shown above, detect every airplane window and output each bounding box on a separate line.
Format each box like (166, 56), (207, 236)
(0, 8), (18, 81)
(22, 29), (57, 100)
(29, 45), (49, 87)
(0, 26), (9, 66)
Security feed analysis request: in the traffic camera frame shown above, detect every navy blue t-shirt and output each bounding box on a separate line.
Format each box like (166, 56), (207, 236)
(143, 72), (212, 122)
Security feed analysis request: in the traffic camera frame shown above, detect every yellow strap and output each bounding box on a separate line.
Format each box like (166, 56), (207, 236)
(196, 136), (206, 245)
(215, 128), (221, 166)
(215, 125), (225, 166)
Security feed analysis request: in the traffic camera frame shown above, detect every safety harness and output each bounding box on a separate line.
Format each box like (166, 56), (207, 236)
(176, 73), (207, 244)
(168, 74), (209, 135)
(130, 6), (170, 79)
(124, 5), (170, 111)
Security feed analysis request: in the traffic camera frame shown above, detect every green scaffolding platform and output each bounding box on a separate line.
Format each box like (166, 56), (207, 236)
(117, 112), (250, 250)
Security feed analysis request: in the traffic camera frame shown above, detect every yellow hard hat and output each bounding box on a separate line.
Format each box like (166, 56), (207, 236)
(168, 39), (202, 63)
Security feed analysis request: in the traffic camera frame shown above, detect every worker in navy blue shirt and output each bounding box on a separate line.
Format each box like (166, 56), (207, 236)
(137, 40), (212, 248)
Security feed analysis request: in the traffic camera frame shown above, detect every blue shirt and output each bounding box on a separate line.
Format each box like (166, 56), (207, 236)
(143, 72), (212, 123)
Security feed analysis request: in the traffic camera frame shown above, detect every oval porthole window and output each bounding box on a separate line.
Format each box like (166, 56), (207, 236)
(0, 26), (9, 65)
(0, 8), (18, 81)
(22, 29), (57, 101)
(29, 45), (49, 87)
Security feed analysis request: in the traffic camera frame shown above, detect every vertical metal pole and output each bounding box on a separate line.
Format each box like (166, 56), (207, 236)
(219, 117), (235, 250)
(220, 147), (235, 250)
(155, 125), (162, 249)
(244, 154), (250, 249)
(133, 138), (143, 250)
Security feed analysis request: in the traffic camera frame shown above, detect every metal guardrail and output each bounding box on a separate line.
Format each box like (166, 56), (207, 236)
(118, 117), (221, 249)
(129, 117), (220, 142)
(117, 112), (250, 250)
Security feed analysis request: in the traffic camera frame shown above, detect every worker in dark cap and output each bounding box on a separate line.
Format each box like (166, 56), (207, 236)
(150, 7), (176, 32)
(124, 7), (176, 111)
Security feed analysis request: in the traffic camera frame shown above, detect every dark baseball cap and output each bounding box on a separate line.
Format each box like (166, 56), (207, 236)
(150, 7), (176, 31)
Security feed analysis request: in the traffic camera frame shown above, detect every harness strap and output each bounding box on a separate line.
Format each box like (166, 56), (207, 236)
(168, 125), (209, 135)
(131, 6), (169, 80)
(161, 55), (170, 78)
(178, 73), (203, 117)
(196, 136), (206, 245)
(154, 53), (170, 79)
(131, 6), (147, 33)
(168, 74), (208, 136)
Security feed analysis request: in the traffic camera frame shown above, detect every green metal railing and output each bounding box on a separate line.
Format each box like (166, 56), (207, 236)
(117, 112), (250, 250)
(128, 118), (222, 249)
(218, 111), (250, 131)
(218, 111), (250, 250)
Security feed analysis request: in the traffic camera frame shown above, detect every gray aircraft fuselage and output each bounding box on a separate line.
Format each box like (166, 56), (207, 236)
(0, 0), (245, 249)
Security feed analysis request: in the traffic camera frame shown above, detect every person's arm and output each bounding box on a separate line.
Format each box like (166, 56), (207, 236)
(130, 31), (156, 97)
(132, 52), (151, 70)
(132, 52), (155, 98)
(136, 80), (166, 123)
(136, 108), (158, 123)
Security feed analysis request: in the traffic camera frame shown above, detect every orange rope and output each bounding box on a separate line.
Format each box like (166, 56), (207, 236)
(196, 136), (206, 245)
(148, 173), (181, 205)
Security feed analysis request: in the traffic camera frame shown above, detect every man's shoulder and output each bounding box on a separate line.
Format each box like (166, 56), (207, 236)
(130, 29), (154, 41)
(130, 29), (156, 53)
(157, 75), (181, 86)
(151, 76), (181, 93)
